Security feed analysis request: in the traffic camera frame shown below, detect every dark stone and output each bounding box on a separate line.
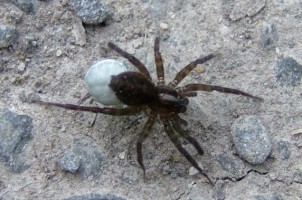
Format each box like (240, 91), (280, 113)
(275, 56), (302, 87)
(276, 140), (291, 160)
(0, 109), (33, 172)
(6, 0), (35, 14)
(0, 24), (17, 48)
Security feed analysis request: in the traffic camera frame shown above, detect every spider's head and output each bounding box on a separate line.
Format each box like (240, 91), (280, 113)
(156, 85), (189, 113)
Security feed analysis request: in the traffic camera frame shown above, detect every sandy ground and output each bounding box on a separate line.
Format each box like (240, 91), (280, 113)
(0, 0), (302, 199)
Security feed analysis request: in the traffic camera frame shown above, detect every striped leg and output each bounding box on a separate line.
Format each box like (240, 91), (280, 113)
(108, 42), (152, 81)
(168, 54), (216, 87)
(161, 117), (213, 185)
(154, 37), (165, 85)
(136, 112), (157, 175)
(35, 100), (143, 115)
(171, 120), (204, 155)
(177, 84), (263, 100)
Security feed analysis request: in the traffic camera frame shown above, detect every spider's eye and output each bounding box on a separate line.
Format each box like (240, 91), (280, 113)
(85, 59), (127, 105)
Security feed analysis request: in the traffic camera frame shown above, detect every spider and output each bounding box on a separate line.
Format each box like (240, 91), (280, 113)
(36, 38), (262, 185)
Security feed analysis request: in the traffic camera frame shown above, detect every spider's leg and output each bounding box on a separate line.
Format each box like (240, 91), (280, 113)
(161, 118), (213, 185)
(108, 42), (152, 81)
(154, 37), (165, 85)
(136, 112), (157, 176)
(177, 84), (263, 100)
(35, 100), (143, 115)
(168, 54), (216, 87)
(171, 120), (204, 155)
(173, 115), (188, 126)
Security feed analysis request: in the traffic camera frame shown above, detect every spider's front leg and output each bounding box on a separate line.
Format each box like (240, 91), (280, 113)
(35, 100), (143, 115)
(177, 83), (263, 100)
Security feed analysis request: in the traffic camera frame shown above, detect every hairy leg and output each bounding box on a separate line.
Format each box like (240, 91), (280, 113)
(171, 120), (204, 155)
(154, 37), (165, 85)
(136, 112), (157, 175)
(108, 42), (151, 81)
(161, 117), (213, 185)
(177, 83), (263, 100)
(35, 100), (143, 115)
(169, 54), (216, 87)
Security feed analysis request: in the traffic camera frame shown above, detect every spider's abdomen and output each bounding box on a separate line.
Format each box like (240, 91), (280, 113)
(109, 72), (157, 106)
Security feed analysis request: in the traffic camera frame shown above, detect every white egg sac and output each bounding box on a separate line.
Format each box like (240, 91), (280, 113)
(85, 59), (127, 105)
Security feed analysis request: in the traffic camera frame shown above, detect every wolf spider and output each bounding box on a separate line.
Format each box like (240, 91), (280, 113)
(36, 38), (261, 185)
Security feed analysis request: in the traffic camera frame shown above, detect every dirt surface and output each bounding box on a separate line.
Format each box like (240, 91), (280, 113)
(1, 0), (302, 199)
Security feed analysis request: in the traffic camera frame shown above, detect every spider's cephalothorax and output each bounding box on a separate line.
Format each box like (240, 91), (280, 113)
(36, 38), (262, 185)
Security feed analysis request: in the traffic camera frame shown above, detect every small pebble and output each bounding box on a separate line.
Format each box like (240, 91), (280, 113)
(274, 56), (302, 87)
(118, 151), (126, 160)
(0, 24), (17, 48)
(276, 140), (291, 160)
(189, 166), (199, 176)
(57, 153), (81, 173)
(160, 22), (169, 30)
(194, 66), (205, 73)
(231, 115), (272, 164)
(69, 0), (109, 25)
(17, 62), (26, 72)
(56, 49), (62, 57)
(57, 139), (103, 178)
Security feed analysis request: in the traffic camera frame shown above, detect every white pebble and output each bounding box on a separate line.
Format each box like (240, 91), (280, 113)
(160, 22), (169, 30)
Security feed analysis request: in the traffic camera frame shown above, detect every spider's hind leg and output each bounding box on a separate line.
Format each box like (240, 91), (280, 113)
(136, 112), (157, 177)
(35, 101), (143, 115)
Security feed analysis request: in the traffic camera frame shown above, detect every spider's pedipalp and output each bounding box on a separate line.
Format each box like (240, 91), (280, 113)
(154, 37), (165, 85)
(136, 111), (157, 175)
(161, 118), (213, 185)
(108, 42), (152, 81)
(169, 54), (216, 87)
(35, 100), (143, 115)
(171, 121), (204, 155)
(177, 83), (263, 100)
